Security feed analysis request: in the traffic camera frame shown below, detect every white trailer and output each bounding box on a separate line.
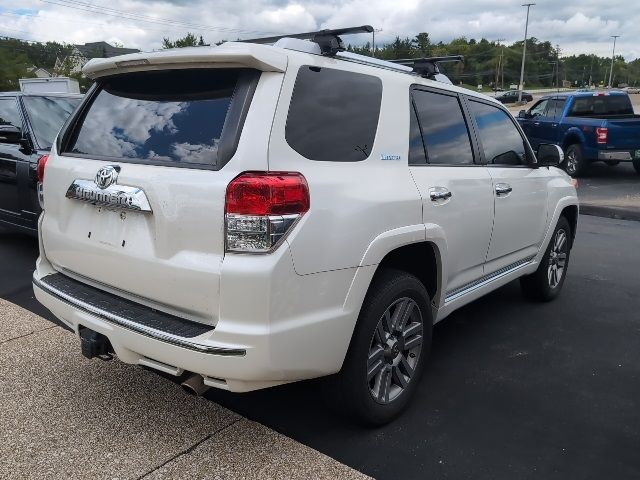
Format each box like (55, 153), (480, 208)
(19, 77), (80, 94)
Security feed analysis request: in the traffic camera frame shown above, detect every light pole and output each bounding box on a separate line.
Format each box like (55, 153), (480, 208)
(518, 3), (535, 102)
(608, 35), (620, 88)
(372, 28), (382, 58)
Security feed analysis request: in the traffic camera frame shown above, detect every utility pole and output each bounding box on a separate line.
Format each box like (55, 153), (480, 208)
(588, 54), (594, 87)
(608, 35), (620, 88)
(372, 28), (382, 58)
(556, 44), (561, 91)
(518, 3), (535, 102)
(494, 38), (505, 91)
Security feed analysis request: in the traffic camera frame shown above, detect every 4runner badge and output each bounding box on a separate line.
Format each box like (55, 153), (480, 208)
(65, 166), (152, 213)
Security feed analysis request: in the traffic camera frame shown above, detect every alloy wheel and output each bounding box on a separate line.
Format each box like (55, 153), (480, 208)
(548, 228), (568, 289)
(565, 150), (578, 176)
(367, 297), (423, 404)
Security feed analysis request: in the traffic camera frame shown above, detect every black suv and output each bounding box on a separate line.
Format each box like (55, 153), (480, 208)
(0, 92), (82, 233)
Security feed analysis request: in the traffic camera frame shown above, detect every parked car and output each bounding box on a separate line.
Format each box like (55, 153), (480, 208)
(0, 92), (83, 233)
(517, 91), (640, 176)
(33, 29), (578, 425)
(495, 90), (533, 103)
(621, 86), (640, 94)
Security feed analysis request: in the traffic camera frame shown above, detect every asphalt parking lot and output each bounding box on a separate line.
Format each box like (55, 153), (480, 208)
(1, 214), (639, 479)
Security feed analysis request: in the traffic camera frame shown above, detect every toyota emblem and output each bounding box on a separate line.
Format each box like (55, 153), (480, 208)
(95, 166), (120, 189)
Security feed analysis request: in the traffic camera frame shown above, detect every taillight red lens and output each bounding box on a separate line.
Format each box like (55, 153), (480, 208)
(226, 172), (310, 216)
(37, 154), (49, 183)
(596, 127), (608, 144)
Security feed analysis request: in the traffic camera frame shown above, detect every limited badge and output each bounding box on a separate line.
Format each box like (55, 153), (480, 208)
(381, 154), (401, 161)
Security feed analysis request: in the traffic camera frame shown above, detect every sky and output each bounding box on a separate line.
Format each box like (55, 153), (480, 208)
(1, 0), (637, 61)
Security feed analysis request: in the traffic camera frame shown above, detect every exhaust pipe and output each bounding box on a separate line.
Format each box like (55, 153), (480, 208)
(181, 373), (210, 396)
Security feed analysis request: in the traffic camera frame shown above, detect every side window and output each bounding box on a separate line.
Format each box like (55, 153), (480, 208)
(469, 100), (527, 166)
(411, 89), (474, 165)
(548, 99), (566, 119)
(529, 99), (549, 117)
(285, 66), (382, 162)
(0, 98), (22, 130)
(408, 102), (426, 164)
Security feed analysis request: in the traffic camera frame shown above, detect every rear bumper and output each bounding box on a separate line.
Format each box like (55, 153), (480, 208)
(597, 150), (637, 161)
(32, 248), (361, 392)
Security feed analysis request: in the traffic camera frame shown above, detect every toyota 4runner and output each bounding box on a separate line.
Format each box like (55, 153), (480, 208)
(33, 26), (579, 425)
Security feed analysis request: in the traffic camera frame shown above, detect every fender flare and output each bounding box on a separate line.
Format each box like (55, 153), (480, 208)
(343, 223), (448, 321)
(535, 196), (579, 265)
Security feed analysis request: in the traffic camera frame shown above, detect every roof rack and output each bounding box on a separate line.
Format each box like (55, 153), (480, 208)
(391, 55), (464, 79)
(239, 25), (374, 56)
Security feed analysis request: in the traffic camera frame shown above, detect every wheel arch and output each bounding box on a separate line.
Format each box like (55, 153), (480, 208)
(562, 128), (585, 150)
(561, 204), (578, 248)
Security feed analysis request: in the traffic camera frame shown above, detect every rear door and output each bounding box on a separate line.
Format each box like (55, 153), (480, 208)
(409, 87), (494, 295)
(466, 98), (549, 273)
(41, 68), (269, 324)
(0, 97), (26, 220)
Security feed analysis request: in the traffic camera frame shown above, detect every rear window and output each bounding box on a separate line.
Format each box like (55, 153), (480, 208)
(63, 69), (257, 168)
(569, 95), (634, 116)
(285, 66), (382, 162)
(23, 96), (81, 149)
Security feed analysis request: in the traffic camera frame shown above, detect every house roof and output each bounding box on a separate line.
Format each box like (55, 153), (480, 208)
(74, 41), (139, 59)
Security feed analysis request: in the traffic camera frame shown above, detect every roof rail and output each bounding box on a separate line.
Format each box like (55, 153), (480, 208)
(391, 55), (464, 79)
(239, 25), (374, 56)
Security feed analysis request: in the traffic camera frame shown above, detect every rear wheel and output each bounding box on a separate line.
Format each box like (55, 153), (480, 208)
(327, 269), (432, 426)
(520, 216), (571, 302)
(633, 159), (640, 175)
(564, 144), (587, 177)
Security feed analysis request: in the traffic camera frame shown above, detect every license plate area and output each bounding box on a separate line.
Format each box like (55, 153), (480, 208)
(89, 207), (129, 248)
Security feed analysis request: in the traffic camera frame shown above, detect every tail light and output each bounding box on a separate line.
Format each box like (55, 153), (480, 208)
(596, 127), (608, 144)
(225, 172), (310, 253)
(37, 154), (49, 209)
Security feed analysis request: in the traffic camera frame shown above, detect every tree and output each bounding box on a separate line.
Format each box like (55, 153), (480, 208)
(413, 33), (431, 56)
(162, 33), (201, 49)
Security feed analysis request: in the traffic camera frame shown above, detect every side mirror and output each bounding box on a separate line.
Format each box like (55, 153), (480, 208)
(518, 110), (527, 118)
(537, 143), (564, 167)
(0, 125), (22, 144)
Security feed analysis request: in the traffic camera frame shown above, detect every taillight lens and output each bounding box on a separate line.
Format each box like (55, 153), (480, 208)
(225, 172), (310, 253)
(596, 127), (608, 144)
(37, 154), (49, 183)
(37, 154), (49, 209)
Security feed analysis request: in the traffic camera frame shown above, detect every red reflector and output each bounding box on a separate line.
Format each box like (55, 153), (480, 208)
(596, 127), (608, 144)
(37, 154), (49, 183)
(226, 172), (310, 216)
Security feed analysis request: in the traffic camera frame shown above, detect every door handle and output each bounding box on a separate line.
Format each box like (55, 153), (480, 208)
(534, 122), (540, 126)
(495, 183), (512, 196)
(551, 123), (558, 127)
(429, 187), (452, 201)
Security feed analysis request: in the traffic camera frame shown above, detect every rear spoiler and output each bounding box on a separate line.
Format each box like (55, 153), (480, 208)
(82, 43), (288, 79)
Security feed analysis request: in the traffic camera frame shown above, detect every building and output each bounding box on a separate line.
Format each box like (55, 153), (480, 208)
(54, 41), (140, 74)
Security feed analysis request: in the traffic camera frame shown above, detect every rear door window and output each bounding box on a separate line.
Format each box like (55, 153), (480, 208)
(285, 66), (382, 162)
(62, 69), (258, 169)
(411, 89), (474, 165)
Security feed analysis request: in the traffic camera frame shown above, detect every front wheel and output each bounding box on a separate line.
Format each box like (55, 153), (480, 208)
(327, 269), (432, 426)
(520, 216), (572, 302)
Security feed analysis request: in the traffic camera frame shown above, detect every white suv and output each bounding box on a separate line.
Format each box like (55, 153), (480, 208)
(33, 27), (578, 425)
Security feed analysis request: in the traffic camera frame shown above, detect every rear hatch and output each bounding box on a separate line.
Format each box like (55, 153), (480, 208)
(41, 49), (284, 325)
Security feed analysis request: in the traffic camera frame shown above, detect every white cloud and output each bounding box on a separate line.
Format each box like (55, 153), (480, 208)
(0, 0), (638, 59)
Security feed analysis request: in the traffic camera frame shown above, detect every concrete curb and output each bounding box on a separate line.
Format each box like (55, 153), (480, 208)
(580, 204), (640, 222)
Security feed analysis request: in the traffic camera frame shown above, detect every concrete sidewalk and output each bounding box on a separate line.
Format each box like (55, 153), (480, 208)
(0, 299), (369, 480)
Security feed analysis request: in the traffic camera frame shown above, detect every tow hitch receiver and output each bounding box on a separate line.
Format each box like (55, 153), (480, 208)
(80, 328), (113, 360)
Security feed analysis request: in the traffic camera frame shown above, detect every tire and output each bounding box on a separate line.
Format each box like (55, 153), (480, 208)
(633, 159), (640, 175)
(326, 269), (433, 426)
(564, 144), (587, 177)
(520, 216), (572, 302)
(605, 160), (620, 166)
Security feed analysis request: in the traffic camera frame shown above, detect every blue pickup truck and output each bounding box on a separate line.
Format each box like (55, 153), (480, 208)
(517, 91), (640, 176)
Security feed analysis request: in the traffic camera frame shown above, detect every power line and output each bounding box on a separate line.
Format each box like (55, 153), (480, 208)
(38, 0), (281, 38)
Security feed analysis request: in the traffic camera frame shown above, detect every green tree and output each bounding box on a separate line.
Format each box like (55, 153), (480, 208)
(162, 33), (201, 49)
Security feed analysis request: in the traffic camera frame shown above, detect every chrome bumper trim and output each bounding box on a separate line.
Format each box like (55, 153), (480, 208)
(33, 274), (245, 356)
